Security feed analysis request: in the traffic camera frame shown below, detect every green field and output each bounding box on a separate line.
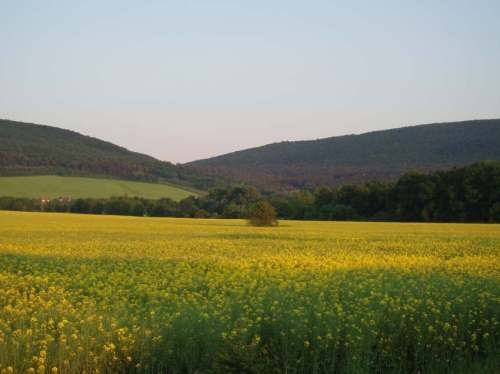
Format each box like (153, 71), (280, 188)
(0, 211), (498, 373)
(0, 175), (197, 200)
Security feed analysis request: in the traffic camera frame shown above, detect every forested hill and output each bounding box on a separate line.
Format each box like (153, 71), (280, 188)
(187, 119), (500, 190)
(0, 119), (216, 190)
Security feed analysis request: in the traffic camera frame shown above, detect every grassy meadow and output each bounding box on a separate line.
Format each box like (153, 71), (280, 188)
(0, 211), (498, 373)
(0, 176), (197, 201)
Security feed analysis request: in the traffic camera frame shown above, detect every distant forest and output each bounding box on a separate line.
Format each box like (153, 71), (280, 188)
(0, 119), (220, 190)
(3, 119), (500, 194)
(2, 162), (499, 223)
(187, 119), (500, 190)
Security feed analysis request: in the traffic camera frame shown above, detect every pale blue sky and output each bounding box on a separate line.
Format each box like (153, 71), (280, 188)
(1, 1), (499, 162)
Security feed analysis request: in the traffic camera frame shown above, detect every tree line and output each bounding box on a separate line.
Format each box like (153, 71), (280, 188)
(1, 162), (499, 223)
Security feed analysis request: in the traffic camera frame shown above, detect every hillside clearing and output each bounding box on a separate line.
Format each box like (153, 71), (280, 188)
(0, 175), (198, 200)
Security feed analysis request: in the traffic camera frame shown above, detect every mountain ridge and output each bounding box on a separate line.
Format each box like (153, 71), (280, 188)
(0, 119), (218, 190)
(186, 119), (500, 190)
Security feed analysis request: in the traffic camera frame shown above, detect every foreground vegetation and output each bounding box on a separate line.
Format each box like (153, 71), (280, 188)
(0, 212), (498, 373)
(0, 175), (197, 201)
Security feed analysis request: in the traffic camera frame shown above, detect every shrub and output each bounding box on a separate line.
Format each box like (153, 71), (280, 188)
(247, 201), (278, 227)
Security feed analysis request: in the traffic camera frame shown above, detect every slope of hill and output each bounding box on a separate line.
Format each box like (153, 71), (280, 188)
(0, 175), (198, 200)
(0, 119), (217, 190)
(187, 119), (500, 190)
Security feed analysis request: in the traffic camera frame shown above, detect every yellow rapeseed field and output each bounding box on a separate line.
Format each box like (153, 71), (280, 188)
(0, 211), (498, 373)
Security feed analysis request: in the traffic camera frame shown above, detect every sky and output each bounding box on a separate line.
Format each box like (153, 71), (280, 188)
(1, 1), (499, 163)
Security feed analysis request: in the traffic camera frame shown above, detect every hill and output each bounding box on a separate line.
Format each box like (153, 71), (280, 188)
(0, 119), (217, 190)
(0, 175), (198, 200)
(187, 119), (500, 190)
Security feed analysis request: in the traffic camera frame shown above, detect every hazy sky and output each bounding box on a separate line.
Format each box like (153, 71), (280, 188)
(1, 1), (499, 163)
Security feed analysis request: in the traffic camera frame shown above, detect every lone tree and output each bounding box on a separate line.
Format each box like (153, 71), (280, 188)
(247, 201), (278, 227)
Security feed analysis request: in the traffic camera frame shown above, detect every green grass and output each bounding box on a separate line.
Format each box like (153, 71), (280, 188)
(0, 175), (198, 200)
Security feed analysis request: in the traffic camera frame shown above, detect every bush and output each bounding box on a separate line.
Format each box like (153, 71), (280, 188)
(194, 209), (210, 218)
(247, 201), (278, 227)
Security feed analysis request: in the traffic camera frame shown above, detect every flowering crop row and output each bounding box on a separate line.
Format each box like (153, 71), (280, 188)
(0, 212), (498, 373)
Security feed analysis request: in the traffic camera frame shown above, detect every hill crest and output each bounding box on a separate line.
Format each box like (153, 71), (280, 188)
(0, 119), (216, 190)
(186, 119), (500, 190)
